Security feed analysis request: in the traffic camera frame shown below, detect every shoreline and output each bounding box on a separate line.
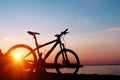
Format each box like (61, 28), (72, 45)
(81, 64), (120, 66)
(0, 71), (120, 80)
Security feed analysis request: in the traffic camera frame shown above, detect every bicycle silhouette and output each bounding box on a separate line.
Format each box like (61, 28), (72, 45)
(6, 29), (80, 74)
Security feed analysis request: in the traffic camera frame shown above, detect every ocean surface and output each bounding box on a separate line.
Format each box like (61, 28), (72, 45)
(46, 65), (120, 75)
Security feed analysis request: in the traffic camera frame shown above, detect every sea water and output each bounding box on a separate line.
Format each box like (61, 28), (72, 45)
(78, 65), (120, 75)
(46, 65), (120, 75)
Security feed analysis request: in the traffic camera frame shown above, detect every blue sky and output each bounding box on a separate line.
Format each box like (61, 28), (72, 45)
(0, 0), (120, 64)
(0, 0), (120, 33)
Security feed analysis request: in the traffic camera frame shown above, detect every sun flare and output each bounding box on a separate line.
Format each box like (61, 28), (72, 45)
(15, 55), (21, 60)
(9, 48), (34, 63)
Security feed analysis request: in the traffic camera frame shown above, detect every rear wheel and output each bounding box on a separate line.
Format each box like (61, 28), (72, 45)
(6, 44), (37, 72)
(54, 49), (80, 74)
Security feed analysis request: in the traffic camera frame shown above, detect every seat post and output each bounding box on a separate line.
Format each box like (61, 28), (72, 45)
(33, 35), (42, 58)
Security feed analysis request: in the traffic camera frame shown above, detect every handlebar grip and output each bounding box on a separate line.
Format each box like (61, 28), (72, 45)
(64, 29), (68, 32)
(62, 28), (68, 35)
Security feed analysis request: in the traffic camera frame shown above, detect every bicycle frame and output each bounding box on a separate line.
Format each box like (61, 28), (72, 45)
(33, 37), (65, 61)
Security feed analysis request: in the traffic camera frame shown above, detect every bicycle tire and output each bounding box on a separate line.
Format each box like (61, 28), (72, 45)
(6, 44), (37, 72)
(54, 49), (80, 74)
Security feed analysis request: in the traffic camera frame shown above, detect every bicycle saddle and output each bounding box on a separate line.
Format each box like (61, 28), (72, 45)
(27, 31), (40, 36)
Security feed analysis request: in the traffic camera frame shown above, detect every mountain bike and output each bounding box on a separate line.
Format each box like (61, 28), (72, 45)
(6, 29), (80, 74)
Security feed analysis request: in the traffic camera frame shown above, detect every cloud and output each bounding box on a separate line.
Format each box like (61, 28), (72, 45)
(108, 27), (120, 31)
(78, 17), (89, 26)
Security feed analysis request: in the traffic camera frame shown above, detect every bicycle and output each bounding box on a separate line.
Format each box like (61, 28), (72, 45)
(6, 29), (80, 74)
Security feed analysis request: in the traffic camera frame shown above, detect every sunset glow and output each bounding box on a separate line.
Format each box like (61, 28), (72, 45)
(0, 0), (120, 65)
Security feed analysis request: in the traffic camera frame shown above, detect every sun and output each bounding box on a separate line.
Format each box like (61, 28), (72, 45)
(15, 55), (21, 60)
(12, 53), (23, 62)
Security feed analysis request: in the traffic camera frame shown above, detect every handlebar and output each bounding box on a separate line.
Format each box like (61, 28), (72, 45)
(55, 28), (69, 37)
(61, 29), (68, 35)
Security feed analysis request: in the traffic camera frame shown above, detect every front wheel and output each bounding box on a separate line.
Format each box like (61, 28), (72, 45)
(6, 44), (37, 72)
(54, 49), (80, 74)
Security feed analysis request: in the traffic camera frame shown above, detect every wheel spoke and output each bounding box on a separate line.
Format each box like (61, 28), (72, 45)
(24, 52), (31, 58)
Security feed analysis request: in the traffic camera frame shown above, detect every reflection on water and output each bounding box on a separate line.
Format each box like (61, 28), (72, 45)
(46, 65), (120, 75)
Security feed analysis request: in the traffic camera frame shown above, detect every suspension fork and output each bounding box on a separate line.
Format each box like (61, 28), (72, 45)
(60, 44), (69, 63)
